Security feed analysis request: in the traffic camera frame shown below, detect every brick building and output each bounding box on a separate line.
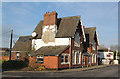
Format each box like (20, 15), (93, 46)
(12, 11), (99, 69)
(0, 48), (10, 61)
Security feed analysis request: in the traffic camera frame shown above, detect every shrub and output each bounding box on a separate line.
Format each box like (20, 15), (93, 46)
(118, 59), (120, 64)
(34, 65), (46, 71)
(0, 59), (5, 65)
(2, 60), (28, 69)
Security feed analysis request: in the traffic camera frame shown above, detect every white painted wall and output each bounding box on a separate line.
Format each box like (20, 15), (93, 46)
(32, 38), (71, 50)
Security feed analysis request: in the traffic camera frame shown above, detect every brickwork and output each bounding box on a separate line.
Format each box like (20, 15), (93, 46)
(43, 11), (57, 26)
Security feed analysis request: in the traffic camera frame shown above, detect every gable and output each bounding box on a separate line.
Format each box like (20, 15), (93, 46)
(84, 27), (99, 45)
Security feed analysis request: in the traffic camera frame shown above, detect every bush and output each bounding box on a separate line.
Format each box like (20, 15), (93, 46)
(2, 60), (28, 69)
(0, 59), (5, 65)
(118, 59), (120, 64)
(21, 65), (46, 71)
(34, 65), (45, 71)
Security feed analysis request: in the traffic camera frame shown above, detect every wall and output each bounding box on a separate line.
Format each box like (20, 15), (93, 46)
(32, 38), (71, 50)
(2, 56), (9, 61)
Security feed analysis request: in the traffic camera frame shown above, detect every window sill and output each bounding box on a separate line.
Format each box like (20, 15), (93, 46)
(35, 62), (43, 64)
(61, 62), (69, 64)
(72, 63), (76, 65)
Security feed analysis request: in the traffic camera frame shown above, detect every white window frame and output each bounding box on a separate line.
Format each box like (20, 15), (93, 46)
(16, 52), (20, 60)
(61, 54), (64, 64)
(77, 52), (81, 64)
(65, 54), (69, 63)
(36, 55), (44, 63)
(72, 50), (76, 64)
(77, 52), (80, 64)
(61, 54), (70, 64)
(92, 54), (94, 63)
(82, 55), (85, 64)
(95, 54), (96, 63)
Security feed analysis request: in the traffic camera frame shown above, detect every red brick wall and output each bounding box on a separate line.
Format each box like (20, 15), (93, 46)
(44, 56), (58, 69)
(11, 52), (17, 60)
(29, 56), (42, 68)
(44, 11), (57, 25)
(2, 56), (9, 61)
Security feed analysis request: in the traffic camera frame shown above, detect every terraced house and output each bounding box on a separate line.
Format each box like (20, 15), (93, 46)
(12, 11), (99, 69)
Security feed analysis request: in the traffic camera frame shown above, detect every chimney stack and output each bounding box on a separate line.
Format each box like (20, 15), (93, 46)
(43, 11), (57, 26)
(83, 26), (85, 29)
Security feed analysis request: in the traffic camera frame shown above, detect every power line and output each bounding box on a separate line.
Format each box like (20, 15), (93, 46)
(0, 30), (11, 35)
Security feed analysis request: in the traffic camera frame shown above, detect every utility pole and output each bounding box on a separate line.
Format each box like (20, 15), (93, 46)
(9, 30), (13, 60)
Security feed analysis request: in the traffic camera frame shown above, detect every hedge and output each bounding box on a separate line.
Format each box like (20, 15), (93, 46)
(2, 60), (29, 69)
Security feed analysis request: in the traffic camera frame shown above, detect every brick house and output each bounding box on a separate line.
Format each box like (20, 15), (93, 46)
(28, 11), (99, 69)
(12, 36), (32, 61)
(0, 48), (10, 61)
(12, 11), (99, 69)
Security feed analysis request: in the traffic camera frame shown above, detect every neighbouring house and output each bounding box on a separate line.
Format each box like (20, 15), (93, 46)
(12, 11), (99, 69)
(98, 48), (114, 64)
(12, 36), (32, 61)
(0, 48), (10, 61)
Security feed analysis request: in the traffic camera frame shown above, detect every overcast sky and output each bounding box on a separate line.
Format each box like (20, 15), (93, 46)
(1, 2), (118, 48)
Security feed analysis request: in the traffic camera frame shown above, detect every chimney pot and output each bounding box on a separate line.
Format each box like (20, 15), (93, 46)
(83, 26), (85, 28)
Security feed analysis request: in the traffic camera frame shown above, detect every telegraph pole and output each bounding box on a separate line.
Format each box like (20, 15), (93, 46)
(9, 30), (13, 60)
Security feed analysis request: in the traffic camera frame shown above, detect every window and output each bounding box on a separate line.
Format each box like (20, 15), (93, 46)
(36, 55), (44, 63)
(61, 54), (69, 64)
(82, 55), (84, 64)
(92, 54), (93, 63)
(95, 54), (96, 63)
(79, 53), (81, 64)
(16, 52), (20, 60)
(77, 52), (81, 64)
(77, 53), (80, 64)
(65, 55), (69, 63)
(61, 55), (64, 63)
(72, 51), (76, 64)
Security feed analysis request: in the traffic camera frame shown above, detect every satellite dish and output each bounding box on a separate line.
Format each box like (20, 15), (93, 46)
(32, 32), (37, 37)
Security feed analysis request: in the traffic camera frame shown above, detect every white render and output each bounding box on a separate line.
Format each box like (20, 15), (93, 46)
(32, 38), (71, 50)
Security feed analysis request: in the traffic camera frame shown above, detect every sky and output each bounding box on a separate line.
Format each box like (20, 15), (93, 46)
(1, 2), (118, 48)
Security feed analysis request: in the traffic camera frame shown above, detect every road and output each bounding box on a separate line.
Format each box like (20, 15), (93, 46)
(2, 64), (120, 78)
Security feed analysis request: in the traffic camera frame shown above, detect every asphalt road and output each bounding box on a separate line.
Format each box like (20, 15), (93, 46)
(2, 65), (120, 78)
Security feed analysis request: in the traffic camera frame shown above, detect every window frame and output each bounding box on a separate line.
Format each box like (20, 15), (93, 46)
(82, 55), (85, 64)
(36, 55), (44, 64)
(61, 54), (70, 64)
(16, 52), (20, 60)
(72, 50), (76, 64)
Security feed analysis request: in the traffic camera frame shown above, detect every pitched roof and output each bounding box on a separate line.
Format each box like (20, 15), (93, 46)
(31, 45), (69, 56)
(33, 16), (80, 38)
(84, 27), (98, 44)
(12, 36), (32, 52)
